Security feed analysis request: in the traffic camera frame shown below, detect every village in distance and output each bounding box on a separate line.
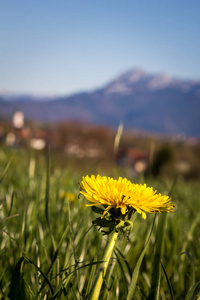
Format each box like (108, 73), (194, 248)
(0, 110), (200, 180)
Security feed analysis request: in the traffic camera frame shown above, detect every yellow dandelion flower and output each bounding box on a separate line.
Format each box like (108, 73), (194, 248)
(80, 175), (175, 219)
(59, 190), (66, 199)
(59, 190), (76, 202)
(66, 192), (76, 202)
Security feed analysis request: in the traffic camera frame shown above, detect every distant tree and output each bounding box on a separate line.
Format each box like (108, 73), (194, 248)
(150, 145), (174, 177)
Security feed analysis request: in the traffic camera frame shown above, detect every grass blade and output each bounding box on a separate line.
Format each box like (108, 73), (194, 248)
(115, 247), (132, 279)
(8, 257), (34, 300)
(0, 214), (19, 223)
(147, 214), (166, 300)
(113, 122), (123, 155)
(127, 215), (156, 300)
(8, 191), (15, 216)
(182, 252), (196, 293)
(52, 261), (105, 299)
(0, 158), (12, 184)
(45, 148), (50, 228)
(24, 255), (54, 295)
(85, 257), (97, 298)
(114, 250), (129, 296)
(161, 261), (174, 300)
(186, 282), (200, 300)
(45, 148), (57, 251)
(181, 211), (200, 255)
(37, 225), (69, 295)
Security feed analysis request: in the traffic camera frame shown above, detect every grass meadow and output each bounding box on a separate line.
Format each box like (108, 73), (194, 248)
(0, 146), (200, 299)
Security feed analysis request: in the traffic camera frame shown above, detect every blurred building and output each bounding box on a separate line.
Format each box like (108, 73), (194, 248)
(12, 111), (24, 129)
(116, 147), (149, 175)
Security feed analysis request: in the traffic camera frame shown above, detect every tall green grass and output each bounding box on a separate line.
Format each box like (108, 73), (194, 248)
(0, 146), (200, 299)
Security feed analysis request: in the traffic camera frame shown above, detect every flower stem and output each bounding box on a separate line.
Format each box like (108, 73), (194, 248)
(89, 231), (119, 300)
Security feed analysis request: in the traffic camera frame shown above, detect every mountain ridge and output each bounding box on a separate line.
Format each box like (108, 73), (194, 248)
(0, 69), (200, 137)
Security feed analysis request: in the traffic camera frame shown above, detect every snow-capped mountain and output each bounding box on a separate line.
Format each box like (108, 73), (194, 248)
(104, 69), (198, 94)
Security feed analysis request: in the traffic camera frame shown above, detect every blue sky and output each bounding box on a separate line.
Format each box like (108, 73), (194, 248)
(0, 1), (200, 96)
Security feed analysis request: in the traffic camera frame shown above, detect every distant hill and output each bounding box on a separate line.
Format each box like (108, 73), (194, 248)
(0, 69), (200, 137)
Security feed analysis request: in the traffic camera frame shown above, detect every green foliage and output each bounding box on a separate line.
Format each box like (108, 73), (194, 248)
(0, 146), (200, 299)
(8, 257), (34, 300)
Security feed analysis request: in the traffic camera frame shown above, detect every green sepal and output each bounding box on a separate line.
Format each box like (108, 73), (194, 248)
(92, 206), (105, 215)
(116, 220), (133, 239)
